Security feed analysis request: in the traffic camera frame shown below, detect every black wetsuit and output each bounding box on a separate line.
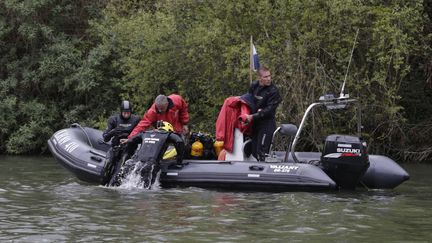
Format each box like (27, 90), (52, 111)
(115, 130), (185, 187)
(102, 114), (140, 184)
(103, 114), (140, 146)
(128, 130), (185, 166)
(248, 81), (282, 161)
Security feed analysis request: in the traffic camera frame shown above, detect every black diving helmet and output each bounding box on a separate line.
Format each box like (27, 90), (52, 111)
(120, 100), (132, 119)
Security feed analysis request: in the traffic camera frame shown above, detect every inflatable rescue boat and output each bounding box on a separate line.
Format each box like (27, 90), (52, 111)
(48, 94), (409, 191)
(48, 124), (409, 191)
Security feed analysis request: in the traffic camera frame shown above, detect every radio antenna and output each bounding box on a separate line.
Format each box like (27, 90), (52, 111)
(340, 29), (359, 98)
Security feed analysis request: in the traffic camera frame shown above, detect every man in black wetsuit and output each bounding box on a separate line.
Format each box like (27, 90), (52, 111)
(103, 100), (140, 145)
(102, 100), (140, 184)
(112, 121), (185, 188)
(245, 67), (282, 161)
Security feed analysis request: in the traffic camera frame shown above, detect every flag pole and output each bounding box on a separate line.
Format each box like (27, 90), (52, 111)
(249, 35), (253, 85)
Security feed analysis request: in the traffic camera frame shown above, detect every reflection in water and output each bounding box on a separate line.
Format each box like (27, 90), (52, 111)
(0, 156), (431, 242)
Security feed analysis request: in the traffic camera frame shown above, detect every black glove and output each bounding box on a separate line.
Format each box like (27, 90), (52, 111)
(103, 132), (113, 142)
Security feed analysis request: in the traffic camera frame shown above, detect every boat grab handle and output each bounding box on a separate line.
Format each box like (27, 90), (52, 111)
(249, 165), (264, 171)
(89, 149), (106, 158)
(90, 156), (103, 162)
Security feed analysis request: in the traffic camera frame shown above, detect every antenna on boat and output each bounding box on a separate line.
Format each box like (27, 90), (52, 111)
(339, 29), (359, 98)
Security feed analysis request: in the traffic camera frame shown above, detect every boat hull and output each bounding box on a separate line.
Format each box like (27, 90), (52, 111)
(48, 125), (110, 184)
(47, 126), (409, 191)
(160, 160), (336, 191)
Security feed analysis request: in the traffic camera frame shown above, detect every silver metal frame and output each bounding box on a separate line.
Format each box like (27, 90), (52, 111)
(290, 96), (361, 163)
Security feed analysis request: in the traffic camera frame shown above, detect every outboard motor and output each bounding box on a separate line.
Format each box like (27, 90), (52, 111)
(321, 134), (369, 189)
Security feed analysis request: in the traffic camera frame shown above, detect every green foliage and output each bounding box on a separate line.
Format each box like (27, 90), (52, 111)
(0, 0), (116, 154)
(6, 101), (55, 154)
(0, 0), (431, 161)
(96, 0), (431, 159)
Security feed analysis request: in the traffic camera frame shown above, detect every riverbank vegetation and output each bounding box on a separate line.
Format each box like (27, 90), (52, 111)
(1, 0), (431, 162)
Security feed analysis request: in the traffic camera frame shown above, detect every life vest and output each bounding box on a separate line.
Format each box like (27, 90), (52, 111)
(134, 131), (170, 163)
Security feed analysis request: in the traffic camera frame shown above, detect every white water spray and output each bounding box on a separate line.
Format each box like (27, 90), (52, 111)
(118, 161), (160, 190)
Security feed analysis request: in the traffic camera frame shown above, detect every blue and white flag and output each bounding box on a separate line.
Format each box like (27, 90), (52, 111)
(251, 43), (260, 72)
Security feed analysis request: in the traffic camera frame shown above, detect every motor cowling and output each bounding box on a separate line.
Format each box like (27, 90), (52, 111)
(321, 134), (369, 189)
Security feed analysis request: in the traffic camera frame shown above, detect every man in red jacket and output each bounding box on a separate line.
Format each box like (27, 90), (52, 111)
(128, 94), (190, 138)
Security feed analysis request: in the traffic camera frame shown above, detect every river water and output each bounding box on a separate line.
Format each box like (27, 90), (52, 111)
(0, 156), (430, 242)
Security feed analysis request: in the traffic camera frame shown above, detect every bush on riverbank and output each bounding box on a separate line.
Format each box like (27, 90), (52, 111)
(1, 0), (431, 161)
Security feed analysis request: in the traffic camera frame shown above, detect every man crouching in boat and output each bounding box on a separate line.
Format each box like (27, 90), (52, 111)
(109, 121), (185, 188)
(102, 100), (140, 185)
(128, 94), (190, 138)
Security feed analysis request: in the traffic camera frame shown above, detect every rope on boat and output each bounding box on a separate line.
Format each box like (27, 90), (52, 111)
(71, 123), (94, 149)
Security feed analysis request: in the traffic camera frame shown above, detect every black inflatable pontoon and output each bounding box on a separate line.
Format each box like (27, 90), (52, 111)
(47, 124), (409, 191)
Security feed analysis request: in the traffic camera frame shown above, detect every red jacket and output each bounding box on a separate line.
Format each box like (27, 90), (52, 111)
(128, 94), (189, 138)
(215, 96), (252, 152)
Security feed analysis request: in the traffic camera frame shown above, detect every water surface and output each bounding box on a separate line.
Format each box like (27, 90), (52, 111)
(0, 156), (430, 242)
